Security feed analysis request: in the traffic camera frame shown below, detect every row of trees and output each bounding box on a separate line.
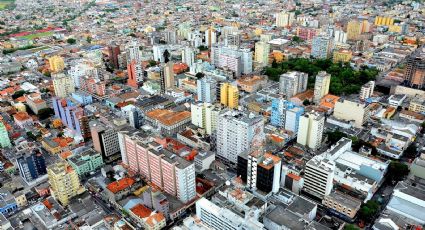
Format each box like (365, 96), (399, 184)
(265, 58), (379, 96)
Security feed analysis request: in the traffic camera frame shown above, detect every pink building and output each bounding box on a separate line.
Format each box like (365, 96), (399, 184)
(137, 143), (150, 181)
(125, 136), (138, 173)
(148, 149), (163, 188)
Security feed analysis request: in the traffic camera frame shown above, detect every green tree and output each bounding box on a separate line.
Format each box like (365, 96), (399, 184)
(66, 38), (77, 44)
(387, 161), (409, 182)
(292, 36), (302, 43)
(37, 108), (54, 120)
(198, 45), (209, 51)
(404, 143), (418, 159)
(344, 224), (359, 230)
(195, 72), (205, 79)
(12, 90), (27, 99)
(303, 99), (311, 106)
(358, 200), (380, 222)
(326, 130), (347, 145)
(86, 36), (92, 44)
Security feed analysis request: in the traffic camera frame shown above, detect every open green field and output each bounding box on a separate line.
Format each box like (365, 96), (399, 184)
(21, 31), (54, 40)
(0, 0), (15, 10)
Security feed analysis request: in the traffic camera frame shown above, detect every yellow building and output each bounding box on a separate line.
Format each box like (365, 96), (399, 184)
(220, 83), (239, 109)
(388, 25), (402, 33)
(48, 55), (65, 73)
(47, 161), (84, 206)
(347, 20), (361, 40)
(374, 16), (394, 26)
(333, 49), (353, 63)
(361, 20), (371, 33)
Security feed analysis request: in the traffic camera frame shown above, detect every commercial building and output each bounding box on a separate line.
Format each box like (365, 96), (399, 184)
(216, 110), (264, 165)
(313, 71), (331, 104)
(195, 198), (263, 230)
(145, 109), (191, 136)
(0, 189), (17, 216)
(25, 93), (47, 114)
(334, 99), (371, 128)
(196, 77), (217, 103)
(279, 71), (308, 98)
(47, 162), (84, 206)
(16, 150), (47, 183)
(254, 41), (270, 66)
(52, 73), (75, 98)
(220, 83), (239, 109)
(239, 151), (282, 194)
(297, 111), (324, 150)
(0, 122), (11, 148)
(409, 95), (425, 113)
(360, 81), (375, 101)
(322, 192), (361, 219)
(303, 154), (335, 199)
(190, 103), (220, 135)
(48, 55), (65, 73)
(90, 119), (124, 163)
(67, 148), (104, 177)
(311, 35), (334, 59)
(333, 49), (353, 63)
(404, 51), (425, 89)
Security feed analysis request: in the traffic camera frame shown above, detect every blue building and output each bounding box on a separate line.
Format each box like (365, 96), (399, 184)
(197, 77), (217, 103)
(52, 97), (90, 139)
(17, 150), (47, 183)
(271, 98), (304, 133)
(0, 189), (17, 216)
(71, 92), (93, 105)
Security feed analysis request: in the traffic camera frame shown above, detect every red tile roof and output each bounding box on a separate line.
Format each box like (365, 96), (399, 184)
(106, 177), (135, 194)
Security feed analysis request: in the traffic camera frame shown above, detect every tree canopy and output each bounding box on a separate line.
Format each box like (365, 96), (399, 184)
(264, 58), (379, 96)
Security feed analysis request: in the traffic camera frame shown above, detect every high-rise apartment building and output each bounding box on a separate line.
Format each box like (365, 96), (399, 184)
(374, 16), (394, 26)
(347, 20), (362, 40)
(52, 73), (75, 98)
(160, 62), (175, 93)
(190, 103), (220, 135)
(48, 55), (65, 73)
(359, 81), (375, 101)
(125, 40), (141, 63)
(254, 41), (270, 66)
(196, 77), (217, 103)
(279, 71), (308, 98)
(216, 110), (264, 165)
(220, 83), (239, 109)
(334, 99), (371, 128)
(17, 150), (47, 183)
(127, 60), (143, 88)
(47, 162), (84, 206)
(276, 11), (295, 27)
(311, 35), (334, 59)
(52, 97), (91, 139)
(211, 46), (252, 75)
(119, 135), (196, 203)
(108, 43), (121, 69)
(204, 27), (217, 47)
(225, 33), (241, 47)
(182, 46), (195, 68)
(313, 71), (331, 103)
(0, 122), (11, 148)
(404, 51), (425, 89)
(334, 30), (347, 44)
(297, 111), (324, 150)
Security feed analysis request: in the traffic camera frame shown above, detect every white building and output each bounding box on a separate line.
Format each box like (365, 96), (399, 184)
(196, 77), (217, 103)
(303, 155), (335, 199)
(211, 45), (253, 75)
(360, 81), (375, 101)
(334, 30), (347, 44)
(279, 71), (308, 98)
(311, 35), (334, 59)
(125, 40), (141, 63)
(175, 161), (196, 203)
(196, 198), (264, 230)
(182, 46), (195, 68)
(254, 41), (270, 66)
(68, 63), (98, 88)
(313, 71), (331, 103)
(190, 103), (220, 135)
(297, 111), (324, 150)
(216, 110), (264, 165)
